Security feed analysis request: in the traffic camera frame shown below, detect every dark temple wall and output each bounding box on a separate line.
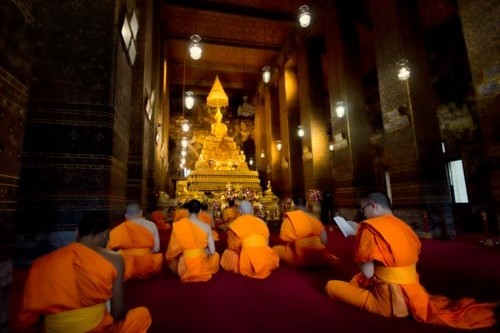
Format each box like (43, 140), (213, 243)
(0, 1), (34, 331)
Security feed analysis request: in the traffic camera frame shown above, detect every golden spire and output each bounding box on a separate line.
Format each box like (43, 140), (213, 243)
(207, 75), (228, 108)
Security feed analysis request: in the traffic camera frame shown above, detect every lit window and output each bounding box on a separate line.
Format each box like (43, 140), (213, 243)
(121, 10), (139, 66)
(447, 160), (469, 203)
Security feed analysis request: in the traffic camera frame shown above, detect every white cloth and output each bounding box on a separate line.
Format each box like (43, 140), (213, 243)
(189, 213), (215, 255)
(131, 217), (160, 253)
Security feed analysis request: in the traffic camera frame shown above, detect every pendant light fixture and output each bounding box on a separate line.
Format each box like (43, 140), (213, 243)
(184, 91), (194, 110)
(189, 34), (202, 60)
(297, 125), (305, 138)
(262, 65), (271, 83)
(298, 5), (311, 28)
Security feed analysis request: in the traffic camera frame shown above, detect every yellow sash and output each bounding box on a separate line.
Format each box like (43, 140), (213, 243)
(119, 248), (151, 256)
(242, 234), (267, 248)
(295, 236), (322, 247)
(183, 248), (205, 258)
(375, 264), (418, 284)
(44, 303), (105, 333)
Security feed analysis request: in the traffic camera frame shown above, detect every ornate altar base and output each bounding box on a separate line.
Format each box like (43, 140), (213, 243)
(187, 169), (261, 193)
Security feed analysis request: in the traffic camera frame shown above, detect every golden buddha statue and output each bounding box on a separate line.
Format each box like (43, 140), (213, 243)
(211, 108), (227, 139)
(186, 76), (261, 194)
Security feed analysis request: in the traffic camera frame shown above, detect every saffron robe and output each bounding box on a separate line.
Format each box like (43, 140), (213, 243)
(151, 209), (171, 231)
(18, 242), (151, 333)
(221, 214), (279, 279)
(198, 210), (220, 241)
(273, 210), (338, 267)
(223, 206), (240, 224)
(173, 208), (189, 222)
(326, 214), (497, 329)
(219, 206), (240, 230)
(107, 221), (163, 281)
(165, 217), (220, 282)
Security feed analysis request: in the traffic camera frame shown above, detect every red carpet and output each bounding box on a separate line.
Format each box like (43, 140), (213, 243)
(125, 229), (499, 333)
(10, 229), (500, 332)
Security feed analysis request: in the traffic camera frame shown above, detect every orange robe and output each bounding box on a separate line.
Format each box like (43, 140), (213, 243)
(273, 210), (338, 267)
(165, 217), (220, 282)
(198, 210), (220, 241)
(223, 206), (240, 223)
(173, 208), (189, 222)
(219, 206), (240, 230)
(107, 221), (162, 281)
(221, 214), (279, 279)
(151, 209), (171, 231)
(18, 242), (151, 333)
(326, 215), (496, 329)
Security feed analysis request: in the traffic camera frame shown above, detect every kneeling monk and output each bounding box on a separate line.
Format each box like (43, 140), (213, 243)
(18, 211), (151, 333)
(150, 205), (171, 231)
(165, 199), (220, 282)
(273, 196), (338, 268)
(107, 203), (162, 281)
(221, 200), (279, 279)
(326, 191), (497, 329)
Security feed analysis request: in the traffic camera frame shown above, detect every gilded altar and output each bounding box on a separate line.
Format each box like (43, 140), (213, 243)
(180, 76), (261, 196)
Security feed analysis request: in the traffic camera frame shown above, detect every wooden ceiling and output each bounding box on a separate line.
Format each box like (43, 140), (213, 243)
(162, 0), (458, 110)
(163, 0), (307, 104)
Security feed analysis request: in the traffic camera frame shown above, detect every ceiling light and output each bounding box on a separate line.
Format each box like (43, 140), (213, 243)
(262, 66), (271, 83)
(185, 91), (194, 110)
(180, 119), (190, 132)
(335, 101), (345, 118)
(189, 34), (202, 60)
(297, 125), (305, 138)
(298, 5), (311, 28)
(276, 140), (282, 152)
(397, 59), (410, 80)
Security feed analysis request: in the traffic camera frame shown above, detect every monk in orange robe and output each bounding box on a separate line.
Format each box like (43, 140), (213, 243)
(173, 202), (189, 222)
(326, 191), (497, 329)
(18, 211), (151, 333)
(107, 203), (162, 281)
(199, 202), (220, 241)
(220, 199), (240, 231)
(273, 196), (338, 268)
(165, 199), (220, 282)
(150, 206), (171, 231)
(221, 200), (279, 279)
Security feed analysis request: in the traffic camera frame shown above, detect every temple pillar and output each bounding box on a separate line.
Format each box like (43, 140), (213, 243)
(254, 86), (274, 191)
(127, 0), (157, 212)
(277, 65), (304, 197)
(268, 84), (285, 198)
(369, 0), (454, 235)
(254, 94), (263, 186)
(458, 0), (500, 231)
(14, 0), (160, 262)
(296, 37), (333, 198)
(324, 1), (375, 213)
(0, 1), (34, 330)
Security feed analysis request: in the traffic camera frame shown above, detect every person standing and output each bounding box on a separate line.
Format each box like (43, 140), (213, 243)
(18, 211), (152, 333)
(221, 200), (279, 279)
(165, 199), (220, 282)
(273, 196), (338, 268)
(325, 191), (497, 329)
